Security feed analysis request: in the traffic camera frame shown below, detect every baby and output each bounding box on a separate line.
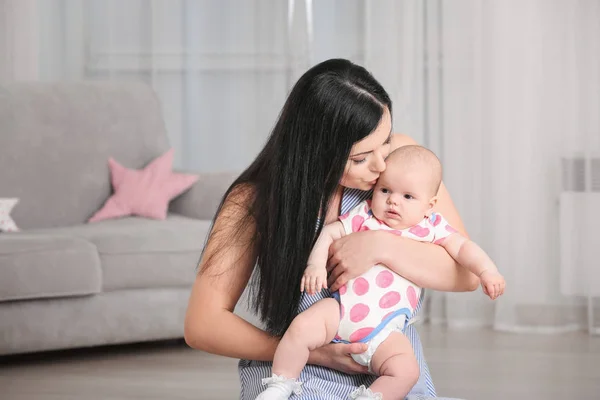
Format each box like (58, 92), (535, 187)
(257, 145), (505, 400)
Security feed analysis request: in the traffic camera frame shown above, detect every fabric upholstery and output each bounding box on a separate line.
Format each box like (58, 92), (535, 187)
(0, 288), (189, 355)
(169, 170), (238, 220)
(0, 82), (170, 229)
(27, 214), (210, 291)
(0, 233), (101, 301)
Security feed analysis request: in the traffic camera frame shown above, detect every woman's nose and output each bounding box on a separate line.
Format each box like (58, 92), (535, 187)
(371, 150), (386, 173)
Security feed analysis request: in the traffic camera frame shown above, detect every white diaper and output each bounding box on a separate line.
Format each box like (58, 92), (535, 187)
(351, 314), (417, 374)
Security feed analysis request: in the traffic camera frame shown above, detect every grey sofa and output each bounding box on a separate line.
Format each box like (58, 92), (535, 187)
(0, 82), (235, 355)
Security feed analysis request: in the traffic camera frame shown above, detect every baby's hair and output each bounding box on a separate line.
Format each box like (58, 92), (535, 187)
(386, 145), (443, 196)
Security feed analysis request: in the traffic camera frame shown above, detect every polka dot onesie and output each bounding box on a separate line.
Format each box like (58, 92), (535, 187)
(333, 200), (457, 344)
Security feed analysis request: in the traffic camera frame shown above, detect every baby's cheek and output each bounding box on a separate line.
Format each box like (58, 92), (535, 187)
(369, 198), (384, 216)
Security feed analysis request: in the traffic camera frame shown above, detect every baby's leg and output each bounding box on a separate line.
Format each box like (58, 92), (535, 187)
(272, 297), (340, 378)
(368, 332), (420, 400)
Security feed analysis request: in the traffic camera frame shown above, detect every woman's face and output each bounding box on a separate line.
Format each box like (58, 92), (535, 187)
(340, 107), (392, 191)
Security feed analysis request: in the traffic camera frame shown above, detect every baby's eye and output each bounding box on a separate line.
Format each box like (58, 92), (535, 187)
(381, 188), (390, 194)
(404, 194), (413, 200)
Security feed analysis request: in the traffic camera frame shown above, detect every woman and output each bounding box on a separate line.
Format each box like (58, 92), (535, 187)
(184, 59), (479, 399)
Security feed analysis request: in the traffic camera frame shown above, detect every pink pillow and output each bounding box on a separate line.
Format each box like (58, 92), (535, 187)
(89, 149), (198, 222)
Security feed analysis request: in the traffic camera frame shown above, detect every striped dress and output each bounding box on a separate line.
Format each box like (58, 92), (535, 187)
(238, 188), (437, 399)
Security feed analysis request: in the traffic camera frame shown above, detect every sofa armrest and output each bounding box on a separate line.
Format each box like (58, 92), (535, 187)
(169, 171), (238, 220)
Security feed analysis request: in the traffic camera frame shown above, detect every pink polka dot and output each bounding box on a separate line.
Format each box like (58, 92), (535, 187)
(349, 327), (374, 343)
(339, 284), (347, 295)
(352, 215), (365, 232)
(379, 291), (401, 309)
(390, 230), (403, 236)
(359, 225), (370, 231)
(376, 270), (394, 288)
(407, 286), (419, 309)
(340, 304), (345, 319)
(431, 213), (442, 226)
(340, 212), (350, 221)
(350, 303), (370, 323)
(409, 225), (430, 237)
(353, 278), (370, 296)
(334, 334), (342, 341)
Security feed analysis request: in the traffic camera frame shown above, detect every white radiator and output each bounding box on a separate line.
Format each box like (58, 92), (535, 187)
(559, 192), (600, 297)
(559, 156), (600, 334)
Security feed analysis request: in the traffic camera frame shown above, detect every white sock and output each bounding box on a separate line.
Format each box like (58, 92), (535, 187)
(255, 374), (303, 400)
(349, 385), (383, 400)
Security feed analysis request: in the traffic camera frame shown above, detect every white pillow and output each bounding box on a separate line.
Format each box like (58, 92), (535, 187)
(0, 198), (19, 232)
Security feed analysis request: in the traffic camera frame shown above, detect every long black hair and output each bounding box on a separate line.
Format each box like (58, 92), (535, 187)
(201, 59), (392, 336)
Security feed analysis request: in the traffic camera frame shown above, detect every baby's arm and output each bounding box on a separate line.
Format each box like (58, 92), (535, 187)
(301, 221), (346, 295)
(440, 234), (506, 300)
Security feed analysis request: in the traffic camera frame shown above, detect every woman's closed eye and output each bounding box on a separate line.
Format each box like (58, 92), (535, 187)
(352, 157), (367, 165)
(382, 137), (392, 160)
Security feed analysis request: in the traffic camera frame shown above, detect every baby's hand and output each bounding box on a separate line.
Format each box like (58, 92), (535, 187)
(480, 270), (506, 300)
(301, 264), (328, 295)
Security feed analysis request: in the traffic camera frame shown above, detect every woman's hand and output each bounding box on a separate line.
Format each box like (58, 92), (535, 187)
(308, 342), (369, 375)
(327, 230), (389, 292)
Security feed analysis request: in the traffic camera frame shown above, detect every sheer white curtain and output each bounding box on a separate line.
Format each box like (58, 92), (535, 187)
(554, 0), (600, 335)
(433, 0), (600, 333)
(33, 0), (312, 171)
(0, 0), (38, 82)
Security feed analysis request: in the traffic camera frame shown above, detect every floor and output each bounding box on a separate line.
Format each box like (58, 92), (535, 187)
(1, 325), (599, 400)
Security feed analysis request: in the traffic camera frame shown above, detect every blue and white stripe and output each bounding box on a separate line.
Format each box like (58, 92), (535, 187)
(238, 188), (438, 399)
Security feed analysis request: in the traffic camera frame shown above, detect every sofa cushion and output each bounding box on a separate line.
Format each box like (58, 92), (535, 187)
(0, 233), (102, 302)
(28, 214), (211, 292)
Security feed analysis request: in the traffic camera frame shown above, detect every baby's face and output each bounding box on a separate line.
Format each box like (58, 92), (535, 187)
(371, 164), (436, 229)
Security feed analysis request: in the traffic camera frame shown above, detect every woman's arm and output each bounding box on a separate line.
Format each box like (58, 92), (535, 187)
(379, 231), (480, 292)
(328, 229), (479, 292)
(327, 134), (480, 293)
(184, 186), (280, 361)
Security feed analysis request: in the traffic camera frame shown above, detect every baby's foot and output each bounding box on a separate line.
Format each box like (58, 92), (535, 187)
(349, 385), (383, 400)
(255, 374), (302, 400)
